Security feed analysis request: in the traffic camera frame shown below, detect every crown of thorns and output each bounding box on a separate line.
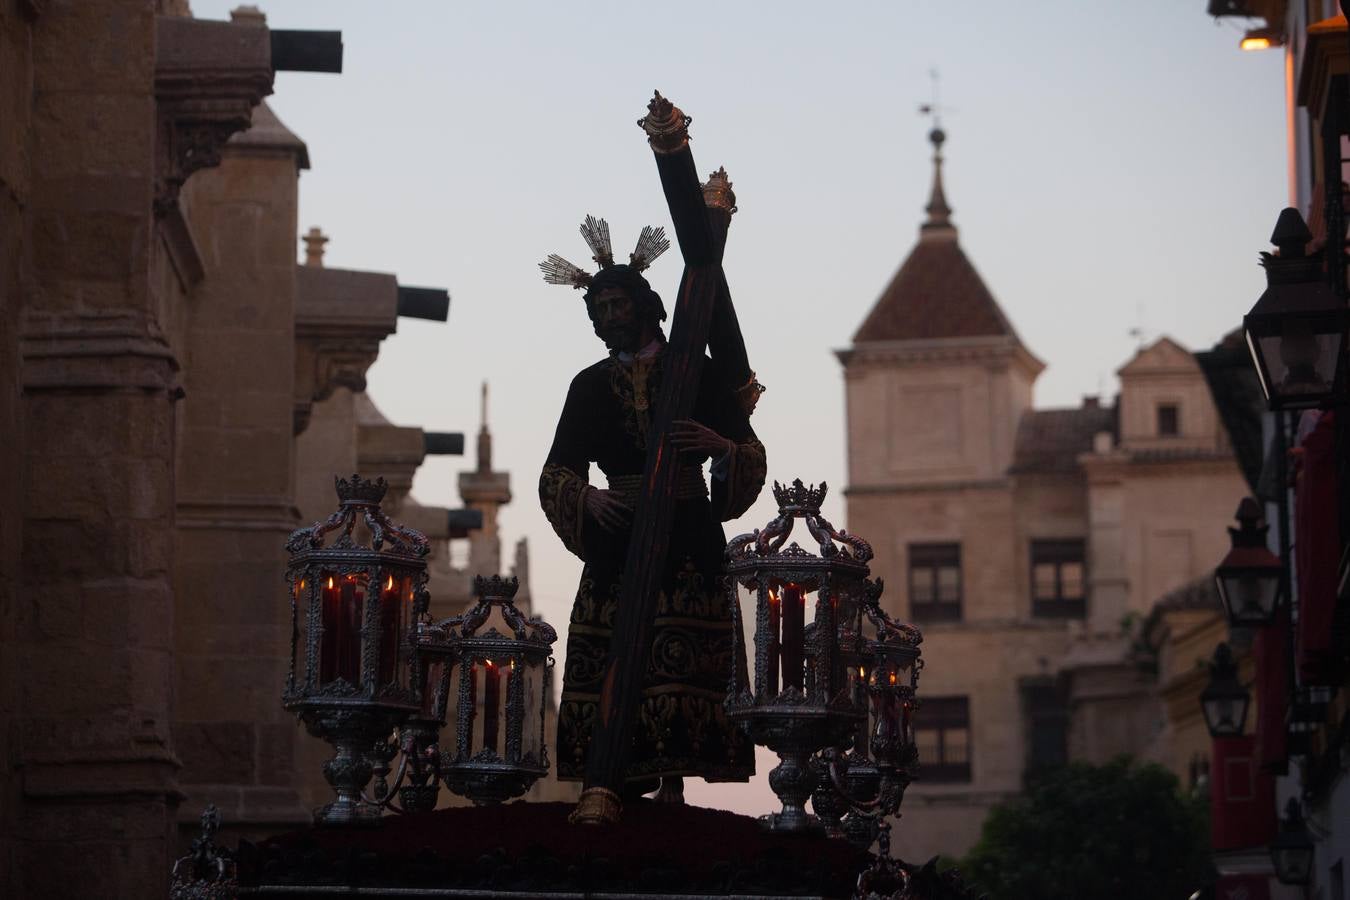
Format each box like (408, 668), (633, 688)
(538, 216), (670, 291)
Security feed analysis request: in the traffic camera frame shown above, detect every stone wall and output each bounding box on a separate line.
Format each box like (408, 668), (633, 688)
(12, 2), (182, 894)
(0, 2), (34, 891)
(171, 106), (310, 840)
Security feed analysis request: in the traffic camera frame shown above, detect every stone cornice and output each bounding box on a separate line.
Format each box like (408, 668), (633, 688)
(844, 477), (1011, 496)
(153, 16), (274, 218)
(293, 265), (399, 434)
(21, 311), (179, 392)
(836, 334), (1045, 379)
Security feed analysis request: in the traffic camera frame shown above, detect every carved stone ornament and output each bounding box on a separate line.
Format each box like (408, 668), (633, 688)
(154, 17), (275, 217)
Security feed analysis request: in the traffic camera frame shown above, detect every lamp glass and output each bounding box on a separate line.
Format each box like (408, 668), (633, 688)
(1215, 569), (1280, 626)
(1272, 844), (1314, 886)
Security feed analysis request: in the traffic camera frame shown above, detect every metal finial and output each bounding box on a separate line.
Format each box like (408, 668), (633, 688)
(918, 69), (953, 231)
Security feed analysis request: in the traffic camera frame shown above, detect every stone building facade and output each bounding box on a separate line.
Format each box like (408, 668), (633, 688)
(839, 129), (1248, 862)
(0, 4), (560, 896)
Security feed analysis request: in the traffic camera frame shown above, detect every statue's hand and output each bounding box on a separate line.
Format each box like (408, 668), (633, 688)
(669, 419), (733, 460)
(584, 488), (632, 533)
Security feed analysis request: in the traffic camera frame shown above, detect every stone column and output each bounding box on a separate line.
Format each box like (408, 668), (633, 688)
(171, 100), (310, 840)
(13, 3), (182, 894)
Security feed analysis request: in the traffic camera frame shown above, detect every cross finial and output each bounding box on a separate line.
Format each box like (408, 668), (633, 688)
(917, 69), (953, 233)
(302, 226), (328, 267)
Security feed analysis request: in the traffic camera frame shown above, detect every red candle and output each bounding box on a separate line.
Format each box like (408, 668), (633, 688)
(339, 578), (362, 682)
(766, 588), (780, 697)
(781, 584), (805, 691)
(377, 574), (399, 686)
(482, 659), (500, 753)
(320, 576), (339, 684)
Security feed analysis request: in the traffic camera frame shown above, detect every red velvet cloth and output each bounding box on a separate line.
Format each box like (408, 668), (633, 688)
(1210, 736), (1275, 851)
(1254, 611), (1288, 772)
(1295, 410), (1341, 685)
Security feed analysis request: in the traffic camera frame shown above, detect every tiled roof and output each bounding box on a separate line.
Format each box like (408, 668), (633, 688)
(1011, 405), (1118, 474)
(852, 237), (1017, 343)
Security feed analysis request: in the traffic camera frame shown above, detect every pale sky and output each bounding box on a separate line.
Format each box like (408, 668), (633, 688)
(196, 0), (1288, 813)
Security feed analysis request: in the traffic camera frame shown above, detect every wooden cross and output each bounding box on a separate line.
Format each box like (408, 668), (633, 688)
(573, 91), (749, 822)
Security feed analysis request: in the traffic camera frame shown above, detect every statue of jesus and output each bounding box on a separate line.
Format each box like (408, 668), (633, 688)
(538, 220), (766, 804)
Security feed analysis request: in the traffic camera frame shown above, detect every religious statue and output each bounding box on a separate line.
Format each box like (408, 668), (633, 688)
(538, 216), (767, 807)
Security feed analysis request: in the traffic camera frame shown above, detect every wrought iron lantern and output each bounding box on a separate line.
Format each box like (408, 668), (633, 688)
(1244, 208), (1350, 410)
(1214, 497), (1284, 628)
(1270, 799), (1315, 886)
(814, 579), (923, 849)
(1199, 643), (1249, 739)
(725, 479), (872, 833)
(436, 574), (557, 805)
(284, 474), (428, 826)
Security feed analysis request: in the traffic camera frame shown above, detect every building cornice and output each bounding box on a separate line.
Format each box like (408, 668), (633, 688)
(153, 16), (274, 218)
(837, 334), (1045, 379)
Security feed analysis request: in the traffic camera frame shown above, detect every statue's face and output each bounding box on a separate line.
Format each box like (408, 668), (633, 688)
(588, 286), (643, 353)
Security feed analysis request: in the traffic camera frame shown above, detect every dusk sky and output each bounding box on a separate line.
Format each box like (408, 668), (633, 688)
(196, 0), (1288, 811)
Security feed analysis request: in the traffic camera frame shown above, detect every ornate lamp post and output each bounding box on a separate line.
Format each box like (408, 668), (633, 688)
(725, 479), (871, 834)
(1214, 498), (1284, 628)
(284, 474), (427, 826)
(1199, 643), (1249, 739)
(437, 574), (557, 805)
(1270, 799), (1315, 886)
(813, 580), (923, 849)
(1244, 208), (1350, 411)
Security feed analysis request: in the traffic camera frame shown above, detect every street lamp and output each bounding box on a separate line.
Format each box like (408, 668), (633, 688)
(1244, 208), (1350, 411)
(1270, 798), (1315, 886)
(1214, 497), (1284, 627)
(1199, 643), (1250, 739)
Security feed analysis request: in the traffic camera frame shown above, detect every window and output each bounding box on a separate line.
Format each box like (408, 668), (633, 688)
(915, 696), (971, 783)
(1030, 539), (1086, 618)
(909, 543), (961, 621)
(1156, 402), (1179, 437)
(1021, 682), (1068, 780)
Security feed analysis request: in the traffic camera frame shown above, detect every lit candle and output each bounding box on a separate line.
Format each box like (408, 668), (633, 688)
(482, 659), (501, 753)
(320, 575), (339, 684)
(854, 665), (870, 754)
(781, 583), (805, 691)
(339, 576), (362, 682)
(766, 588), (780, 697)
(377, 573), (399, 685)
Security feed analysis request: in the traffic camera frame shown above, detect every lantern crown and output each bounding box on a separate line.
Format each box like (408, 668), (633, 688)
(335, 473), (388, 505)
(772, 478), (827, 516)
(473, 574), (520, 602)
(1259, 209), (1320, 284)
(1229, 496), (1269, 547)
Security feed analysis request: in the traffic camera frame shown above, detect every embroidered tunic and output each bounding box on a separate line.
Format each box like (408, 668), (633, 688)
(540, 350), (766, 783)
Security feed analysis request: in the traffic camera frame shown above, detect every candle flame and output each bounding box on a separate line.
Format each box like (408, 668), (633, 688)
(888, 671), (897, 685)
(485, 659), (495, 669)
(768, 588), (778, 604)
(858, 666), (866, 678)
(299, 579), (305, 590)
(510, 659), (517, 671)
(385, 574), (394, 591)
(327, 576), (334, 589)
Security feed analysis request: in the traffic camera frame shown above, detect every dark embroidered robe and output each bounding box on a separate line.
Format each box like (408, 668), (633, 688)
(540, 350), (766, 783)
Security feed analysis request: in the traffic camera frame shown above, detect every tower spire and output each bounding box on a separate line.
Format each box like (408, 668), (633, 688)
(476, 381), (492, 473)
(918, 69), (953, 235)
